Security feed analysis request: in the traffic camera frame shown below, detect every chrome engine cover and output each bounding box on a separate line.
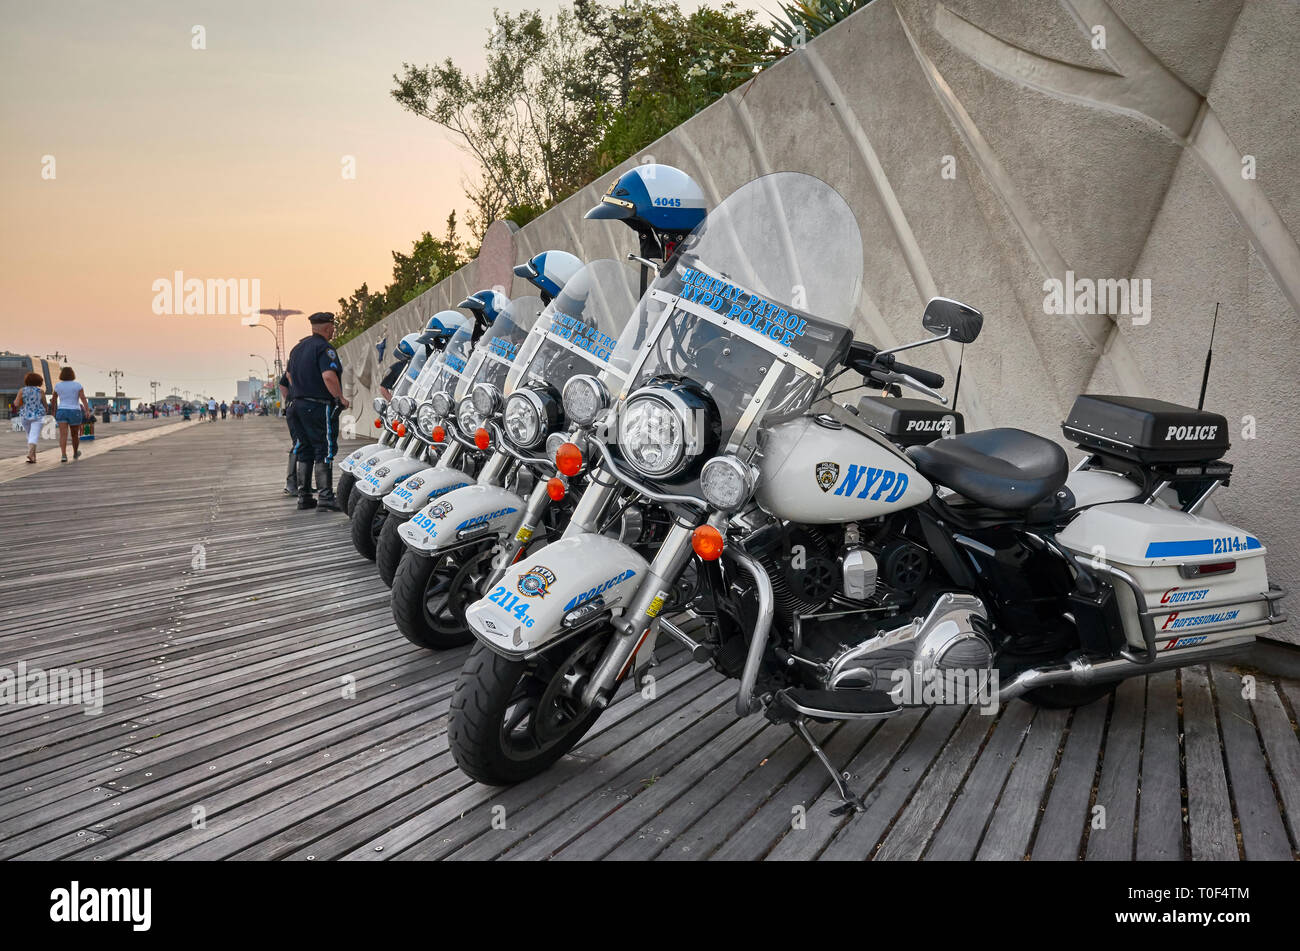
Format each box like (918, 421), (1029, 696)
(827, 593), (991, 700)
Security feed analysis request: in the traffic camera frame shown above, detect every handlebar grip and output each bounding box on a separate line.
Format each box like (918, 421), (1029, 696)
(891, 361), (944, 389)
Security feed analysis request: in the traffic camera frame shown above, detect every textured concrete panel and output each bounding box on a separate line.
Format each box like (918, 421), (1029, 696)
(340, 0), (1299, 641)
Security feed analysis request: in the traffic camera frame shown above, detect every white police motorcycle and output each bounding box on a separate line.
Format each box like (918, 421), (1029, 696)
(449, 172), (1285, 805)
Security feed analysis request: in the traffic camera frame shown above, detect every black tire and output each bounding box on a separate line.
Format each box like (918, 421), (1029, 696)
(349, 495), (386, 561)
(391, 545), (488, 649)
(449, 638), (605, 786)
(337, 471), (356, 512)
(376, 513), (409, 587)
(346, 483), (362, 517)
(1022, 682), (1116, 709)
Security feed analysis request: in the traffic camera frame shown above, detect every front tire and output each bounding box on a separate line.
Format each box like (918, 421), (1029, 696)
(349, 495), (386, 560)
(449, 637), (605, 785)
(391, 545), (490, 649)
(376, 512), (409, 587)
(337, 471), (356, 512)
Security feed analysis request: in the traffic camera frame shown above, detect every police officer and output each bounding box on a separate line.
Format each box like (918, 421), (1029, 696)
(285, 311), (350, 511)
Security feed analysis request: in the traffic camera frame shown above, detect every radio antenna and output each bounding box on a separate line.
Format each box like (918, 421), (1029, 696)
(950, 345), (964, 410)
(1197, 302), (1220, 411)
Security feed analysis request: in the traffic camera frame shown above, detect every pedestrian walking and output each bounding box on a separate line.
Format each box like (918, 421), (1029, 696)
(220, 401), (228, 420)
(52, 367), (91, 463)
(284, 311), (349, 510)
(14, 372), (49, 464)
(207, 397), (217, 422)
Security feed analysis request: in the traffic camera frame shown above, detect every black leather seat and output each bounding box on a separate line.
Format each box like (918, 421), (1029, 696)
(907, 428), (1068, 511)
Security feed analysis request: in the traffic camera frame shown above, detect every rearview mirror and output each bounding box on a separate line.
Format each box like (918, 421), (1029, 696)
(923, 297), (983, 344)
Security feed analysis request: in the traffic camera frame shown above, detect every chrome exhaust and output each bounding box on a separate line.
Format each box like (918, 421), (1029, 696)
(998, 635), (1256, 702)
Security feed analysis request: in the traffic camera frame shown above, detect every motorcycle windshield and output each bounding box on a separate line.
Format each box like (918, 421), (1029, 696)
(506, 259), (638, 396)
(455, 295), (544, 402)
(610, 172), (863, 454)
(415, 323), (474, 402)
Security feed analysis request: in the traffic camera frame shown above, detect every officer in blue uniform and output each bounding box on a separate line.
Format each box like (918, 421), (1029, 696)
(285, 311), (350, 511)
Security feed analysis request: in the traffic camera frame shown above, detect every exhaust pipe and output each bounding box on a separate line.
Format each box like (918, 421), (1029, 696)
(998, 635), (1256, 702)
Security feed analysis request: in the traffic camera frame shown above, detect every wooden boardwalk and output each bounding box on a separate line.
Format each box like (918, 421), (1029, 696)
(1, 418), (1297, 861)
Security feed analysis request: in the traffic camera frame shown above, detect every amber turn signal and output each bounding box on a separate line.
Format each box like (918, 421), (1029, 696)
(394, 422), (407, 437)
(691, 525), (725, 561)
(555, 442), (583, 477)
(546, 477), (567, 501)
(373, 418), (383, 429)
(475, 427), (491, 450)
(431, 425), (446, 443)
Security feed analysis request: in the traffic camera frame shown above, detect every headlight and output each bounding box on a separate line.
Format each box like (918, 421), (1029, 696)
(394, 395), (416, 417)
(503, 391), (543, 448)
(457, 397), (484, 434)
(545, 431), (570, 461)
(700, 455), (754, 511)
(431, 391), (452, 417)
(416, 402), (439, 437)
(372, 396), (387, 415)
(471, 382), (500, 416)
(562, 375), (609, 426)
(619, 392), (688, 478)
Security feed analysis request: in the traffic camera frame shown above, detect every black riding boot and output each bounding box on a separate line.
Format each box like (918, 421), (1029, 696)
(315, 462), (340, 511)
(297, 461), (317, 509)
(284, 449), (299, 495)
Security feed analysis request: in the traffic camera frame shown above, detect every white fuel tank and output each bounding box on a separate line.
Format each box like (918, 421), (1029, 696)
(755, 415), (932, 524)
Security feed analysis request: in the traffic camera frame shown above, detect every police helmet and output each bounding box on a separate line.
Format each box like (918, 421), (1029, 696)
(393, 332), (423, 363)
(514, 250), (583, 304)
(458, 289), (511, 325)
(585, 164), (706, 237)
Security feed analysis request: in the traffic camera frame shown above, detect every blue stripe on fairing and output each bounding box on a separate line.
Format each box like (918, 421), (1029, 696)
(1144, 537), (1261, 557)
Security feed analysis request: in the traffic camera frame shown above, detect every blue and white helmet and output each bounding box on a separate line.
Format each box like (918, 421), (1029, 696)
(458, 289), (511, 325)
(419, 310), (471, 349)
(514, 250), (583, 302)
(585, 164), (706, 236)
(393, 332), (423, 362)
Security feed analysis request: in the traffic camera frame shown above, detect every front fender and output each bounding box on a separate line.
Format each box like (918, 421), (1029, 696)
(341, 443), (386, 473)
(465, 534), (648, 656)
(383, 465), (473, 515)
(349, 446), (403, 478)
(356, 454), (429, 498)
(398, 484), (525, 555)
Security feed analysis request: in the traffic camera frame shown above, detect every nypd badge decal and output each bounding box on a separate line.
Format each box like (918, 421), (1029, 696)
(816, 461), (840, 492)
(517, 565), (557, 599)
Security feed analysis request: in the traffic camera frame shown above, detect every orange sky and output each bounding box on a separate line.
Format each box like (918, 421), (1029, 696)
(0, 0), (714, 401)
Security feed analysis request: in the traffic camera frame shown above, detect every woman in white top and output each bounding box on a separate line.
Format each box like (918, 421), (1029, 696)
(14, 371), (49, 464)
(53, 366), (91, 462)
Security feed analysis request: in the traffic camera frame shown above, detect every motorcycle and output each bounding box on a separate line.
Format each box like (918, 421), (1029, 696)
(449, 172), (1285, 806)
(389, 294), (545, 647)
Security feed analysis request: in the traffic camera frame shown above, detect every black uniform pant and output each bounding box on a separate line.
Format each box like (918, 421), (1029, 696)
(289, 399), (341, 465)
(285, 401), (306, 456)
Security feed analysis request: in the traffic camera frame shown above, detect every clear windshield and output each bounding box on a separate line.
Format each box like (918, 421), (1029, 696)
(454, 295), (544, 401)
(415, 324), (474, 402)
(506, 259), (638, 396)
(610, 172), (863, 451)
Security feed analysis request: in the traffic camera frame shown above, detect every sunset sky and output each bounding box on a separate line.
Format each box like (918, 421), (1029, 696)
(0, 0), (718, 401)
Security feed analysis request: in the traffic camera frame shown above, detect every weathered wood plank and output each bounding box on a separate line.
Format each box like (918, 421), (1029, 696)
(1181, 666), (1238, 861)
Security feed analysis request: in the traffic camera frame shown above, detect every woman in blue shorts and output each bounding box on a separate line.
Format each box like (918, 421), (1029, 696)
(53, 366), (91, 462)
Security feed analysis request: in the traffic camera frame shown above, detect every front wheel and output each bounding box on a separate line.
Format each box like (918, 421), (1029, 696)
(390, 543), (492, 649)
(349, 495), (386, 560)
(449, 635), (607, 785)
(337, 471), (356, 512)
(375, 512), (409, 587)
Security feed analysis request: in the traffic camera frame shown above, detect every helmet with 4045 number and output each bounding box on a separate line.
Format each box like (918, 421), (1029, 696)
(586, 164), (706, 255)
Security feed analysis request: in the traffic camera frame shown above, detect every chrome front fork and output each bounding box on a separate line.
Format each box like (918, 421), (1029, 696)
(485, 478), (553, 589)
(580, 513), (700, 709)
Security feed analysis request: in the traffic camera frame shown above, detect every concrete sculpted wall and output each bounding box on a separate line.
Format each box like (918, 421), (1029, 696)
(340, 0), (1300, 642)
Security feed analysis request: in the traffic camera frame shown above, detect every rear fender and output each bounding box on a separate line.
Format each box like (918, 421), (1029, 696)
(398, 484), (525, 556)
(383, 465), (473, 515)
(466, 534), (648, 656)
(356, 454), (429, 498)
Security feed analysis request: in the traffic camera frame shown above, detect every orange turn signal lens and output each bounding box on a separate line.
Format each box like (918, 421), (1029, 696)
(546, 477), (567, 501)
(474, 427), (491, 450)
(691, 525), (725, 561)
(431, 425), (446, 443)
(373, 418), (383, 429)
(395, 422), (407, 437)
(555, 442), (583, 477)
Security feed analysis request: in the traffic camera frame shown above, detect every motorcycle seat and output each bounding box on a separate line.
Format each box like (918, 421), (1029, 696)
(907, 428), (1068, 511)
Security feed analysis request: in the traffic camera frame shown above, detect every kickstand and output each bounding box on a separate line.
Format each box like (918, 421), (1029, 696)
(792, 719), (867, 817)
